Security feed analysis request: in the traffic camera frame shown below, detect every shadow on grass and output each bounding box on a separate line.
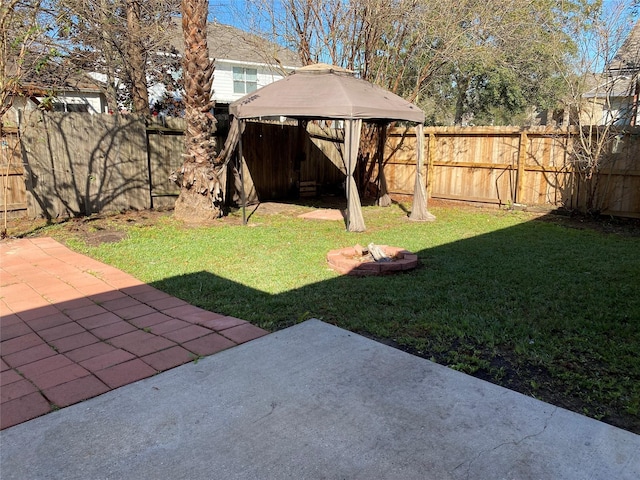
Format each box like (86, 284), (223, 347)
(149, 212), (640, 434)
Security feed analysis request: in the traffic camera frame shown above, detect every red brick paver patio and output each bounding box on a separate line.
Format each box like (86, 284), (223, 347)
(0, 238), (268, 430)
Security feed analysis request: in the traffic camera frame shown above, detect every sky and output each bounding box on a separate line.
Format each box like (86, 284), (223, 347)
(209, 0), (638, 27)
(208, 0), (283, 29)
(208, 0), (242, 24)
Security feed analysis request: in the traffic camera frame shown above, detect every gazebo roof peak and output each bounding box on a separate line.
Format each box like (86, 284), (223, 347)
(293, 63), (354, 75)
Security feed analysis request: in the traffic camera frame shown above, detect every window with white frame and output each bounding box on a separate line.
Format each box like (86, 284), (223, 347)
(233, 67), (257, 94)
(51, 102), (90, 113)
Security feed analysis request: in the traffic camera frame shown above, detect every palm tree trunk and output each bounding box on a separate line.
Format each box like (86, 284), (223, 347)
(174, 0), (221, 222)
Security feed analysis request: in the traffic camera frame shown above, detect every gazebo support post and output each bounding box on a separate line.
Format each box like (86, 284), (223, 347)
(346, 152), (350, 231)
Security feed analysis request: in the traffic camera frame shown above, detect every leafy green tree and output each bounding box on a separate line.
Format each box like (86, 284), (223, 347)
(413, 0), (580, 125)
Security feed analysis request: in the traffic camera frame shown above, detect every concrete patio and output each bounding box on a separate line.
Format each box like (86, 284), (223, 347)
(2, 319), (639, 479)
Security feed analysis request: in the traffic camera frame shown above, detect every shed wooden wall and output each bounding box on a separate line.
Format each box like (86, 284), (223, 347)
(240, 121), (346, 202)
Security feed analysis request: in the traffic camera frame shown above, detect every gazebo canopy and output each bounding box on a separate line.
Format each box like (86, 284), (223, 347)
(229, 64), (434, 231)
(230, 64), (425, 124)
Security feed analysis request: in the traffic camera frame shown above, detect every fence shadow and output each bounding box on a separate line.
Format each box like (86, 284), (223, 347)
(21, 113), (150, 220)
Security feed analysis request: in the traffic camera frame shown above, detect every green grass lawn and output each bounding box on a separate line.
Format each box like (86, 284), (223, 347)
(36, 202), (640, 433)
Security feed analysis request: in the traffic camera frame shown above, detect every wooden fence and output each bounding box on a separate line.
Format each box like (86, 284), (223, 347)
(2, 116), (639, 220)
(384, 126), (640, 217)
(1, 126), (27, 219)
(21, 113), (150, 219)
(240, 121), (346, 203)
(0, 114), (192, 220)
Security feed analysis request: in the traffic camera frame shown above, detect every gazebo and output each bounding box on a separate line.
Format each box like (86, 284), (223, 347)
(229, 64), (435, 232)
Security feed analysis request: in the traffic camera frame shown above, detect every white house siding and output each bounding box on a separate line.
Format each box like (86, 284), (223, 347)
(41, 91), (107, 114)
(582, 94), (640, 126)
(5, 91), (106, 128)
(603, 96), (640, 126)
(4, 97), (31, 127)
(212, 59), (293, 104)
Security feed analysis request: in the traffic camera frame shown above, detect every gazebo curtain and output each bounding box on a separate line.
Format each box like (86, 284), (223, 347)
(345, 119), (365, 232)
(409, 123), (435, 221)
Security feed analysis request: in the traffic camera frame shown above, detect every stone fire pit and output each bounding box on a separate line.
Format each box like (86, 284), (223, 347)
(326, 244), (418, 276)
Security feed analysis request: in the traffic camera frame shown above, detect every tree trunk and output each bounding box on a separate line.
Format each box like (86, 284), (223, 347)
(174, 0), (220, 222)
(97, 0), (119, 113)
(125, 0), (149, 113)
(454, 74), (470, 126)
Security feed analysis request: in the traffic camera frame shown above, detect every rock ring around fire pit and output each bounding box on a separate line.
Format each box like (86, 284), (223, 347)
(326, 244), (418, 276)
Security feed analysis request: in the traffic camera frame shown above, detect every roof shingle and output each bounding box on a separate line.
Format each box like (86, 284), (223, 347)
(608, 20), (640, 74)
(168, 18), (301, 68)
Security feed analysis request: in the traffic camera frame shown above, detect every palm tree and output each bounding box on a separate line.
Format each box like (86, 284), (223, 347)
(174, 0), (220, 221)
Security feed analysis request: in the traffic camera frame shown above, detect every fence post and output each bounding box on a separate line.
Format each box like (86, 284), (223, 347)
(145, 126), (154, 209)
(515, 131), (527, 204)
(565, 129), (576, 210)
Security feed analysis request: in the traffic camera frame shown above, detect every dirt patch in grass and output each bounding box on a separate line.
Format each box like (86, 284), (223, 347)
(537, 209), (640, 237)
(3, 209), (173, 245)
(82, 229), (128, 246)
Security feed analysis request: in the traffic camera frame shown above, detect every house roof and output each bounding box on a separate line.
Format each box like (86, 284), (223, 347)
(608, 20), (640, 74)
(583, 72), (636, 99)
(6, 55), (104, 96)
(230, 64), (425, 123)
(168, 18), (301, 69)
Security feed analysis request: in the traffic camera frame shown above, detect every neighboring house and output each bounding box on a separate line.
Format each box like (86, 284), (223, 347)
(5, 21), (300, 127)
(4, 63), (108, 128)
(581, 20), (640, 126)
(157, 19), (301, 128)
